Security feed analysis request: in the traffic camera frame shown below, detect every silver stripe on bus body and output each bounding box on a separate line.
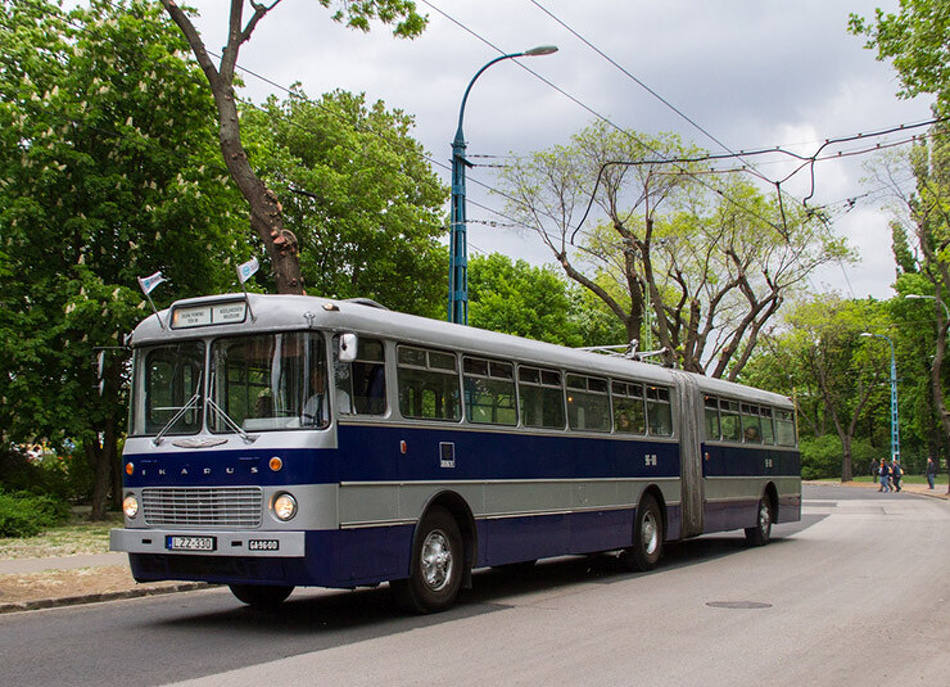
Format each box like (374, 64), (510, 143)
(336, 478), (682, 530)
(110, 528), (306, 557)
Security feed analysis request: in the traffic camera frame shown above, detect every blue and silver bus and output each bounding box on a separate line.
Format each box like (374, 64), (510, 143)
(110, 293), (801, 612)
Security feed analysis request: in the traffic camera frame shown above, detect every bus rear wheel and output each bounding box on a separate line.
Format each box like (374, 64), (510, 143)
(621, 493), (663, 572)
(391, 507), (463, 614)
(745, 496), (773, 546)
(229, 583), (294, 609)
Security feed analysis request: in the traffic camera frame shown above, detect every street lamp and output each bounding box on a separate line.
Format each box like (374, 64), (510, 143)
(448, 45), (559, 325)
(905, 293), (950, 320)
(861, 332), (900, 463)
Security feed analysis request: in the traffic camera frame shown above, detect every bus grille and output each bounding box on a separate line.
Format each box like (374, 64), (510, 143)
(142, 487), (263, 527)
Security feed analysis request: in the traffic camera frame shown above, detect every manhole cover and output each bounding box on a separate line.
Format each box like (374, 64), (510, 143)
(706, 601), (772, 609)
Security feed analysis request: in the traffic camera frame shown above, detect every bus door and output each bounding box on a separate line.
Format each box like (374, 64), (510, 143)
(671, 371), (704, 538)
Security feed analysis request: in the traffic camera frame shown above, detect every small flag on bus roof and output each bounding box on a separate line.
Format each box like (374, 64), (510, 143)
(237, 256), (260, 284)
(137, 271), (166, 296)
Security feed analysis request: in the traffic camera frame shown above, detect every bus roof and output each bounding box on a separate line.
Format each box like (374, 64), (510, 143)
(132, 293), (793, 409)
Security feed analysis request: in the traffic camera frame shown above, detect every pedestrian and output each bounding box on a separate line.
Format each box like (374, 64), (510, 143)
(926, 456), (938, 490)
(891, 459), (903, 492)
(878, 458), (890, 492)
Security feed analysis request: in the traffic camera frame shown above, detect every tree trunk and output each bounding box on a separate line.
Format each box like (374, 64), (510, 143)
(162, 0), (303, 295)
(86, 438), (111, 521)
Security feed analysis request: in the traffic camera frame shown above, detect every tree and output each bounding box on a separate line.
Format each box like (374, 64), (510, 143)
(869, 130), (950, 486)
(849, 0), (950, 115)
(160, 0), (427, 294)
(467, 253), (624, 347)
(0, 0), (242, 517)
(497, 120), (851, 377)
(238, 88), (448, 316)
(746, 296), (890, 481)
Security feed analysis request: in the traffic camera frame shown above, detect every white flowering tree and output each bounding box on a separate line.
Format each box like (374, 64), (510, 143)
(0, 0), (242, 517)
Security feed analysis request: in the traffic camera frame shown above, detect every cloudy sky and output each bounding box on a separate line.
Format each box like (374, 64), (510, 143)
(187, 0), (933, 300)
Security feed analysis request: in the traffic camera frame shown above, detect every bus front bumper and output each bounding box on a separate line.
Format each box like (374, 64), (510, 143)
(110, 528), (306, 558)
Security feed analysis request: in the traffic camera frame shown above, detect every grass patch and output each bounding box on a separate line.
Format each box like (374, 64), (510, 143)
(0, 511), (121, 559)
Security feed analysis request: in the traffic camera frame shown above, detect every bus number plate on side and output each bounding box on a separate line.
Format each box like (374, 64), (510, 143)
(166, 535), (216, 552)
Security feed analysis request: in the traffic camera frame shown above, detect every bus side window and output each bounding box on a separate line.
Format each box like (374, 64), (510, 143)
(759, 407), (775, 445)
(464, 357), (517, 426)
(775, 409), (797, 446)
(518, 366), (565, 429)
(334, 336), (387, 416)
(397, 345), (460, 421)
(741, 404), (762, 443)
(704, 395), (721, 441)
(612, 381), (646, 434)
(646, 386), (673, 436)
(720, 400), (741, 441)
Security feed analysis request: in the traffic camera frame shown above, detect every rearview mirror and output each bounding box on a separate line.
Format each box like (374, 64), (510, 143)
(338, 333), (358, 363)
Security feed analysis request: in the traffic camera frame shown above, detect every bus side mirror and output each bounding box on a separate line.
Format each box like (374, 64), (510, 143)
(339, 333), (358, 363)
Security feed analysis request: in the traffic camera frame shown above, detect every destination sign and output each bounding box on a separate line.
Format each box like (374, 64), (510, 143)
(171, 301), (247, 329)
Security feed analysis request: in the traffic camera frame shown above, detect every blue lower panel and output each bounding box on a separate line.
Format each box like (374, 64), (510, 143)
(777, 494), (802, 523)
(129, 526), (414, 589)
(704, 499), (757, 533)
(476, 508), (636, 566)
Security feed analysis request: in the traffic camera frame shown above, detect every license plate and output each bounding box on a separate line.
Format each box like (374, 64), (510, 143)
(248, 539), (280, 552)
(166, 535), (216, 552)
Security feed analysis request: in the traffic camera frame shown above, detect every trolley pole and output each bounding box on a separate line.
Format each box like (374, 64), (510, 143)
(861, 332), (900, 463)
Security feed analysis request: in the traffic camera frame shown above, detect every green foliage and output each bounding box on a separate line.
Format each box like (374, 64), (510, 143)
(0, 444), (95, 503)
(799, 434), (878, 480)
(849, 0), (950, 114)
(497, 119), (853, 376)
(239, 88), (448, 316)
(0, 0), (245, 515)
(317, 0), (428, 37)
(468, 253), (626, 347)
(0, 489), (71, 538)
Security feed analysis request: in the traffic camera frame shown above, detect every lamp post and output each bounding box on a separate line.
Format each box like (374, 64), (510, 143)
(861, 332), (900, 463)
(905, 293), (950, 320)
(448, 45), (558, 325)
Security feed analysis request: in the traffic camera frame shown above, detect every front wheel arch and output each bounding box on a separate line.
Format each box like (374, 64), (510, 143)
(391, 505), (466, 614)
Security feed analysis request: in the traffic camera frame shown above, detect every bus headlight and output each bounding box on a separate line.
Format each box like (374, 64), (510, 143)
(123, 494), (139, 519)
(272, 493), (297, 521)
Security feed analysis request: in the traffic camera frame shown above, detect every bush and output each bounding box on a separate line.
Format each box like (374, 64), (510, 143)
(0, 443), (95, 504)
(799, 434), (878, 480)
(0, 490), (71, 538)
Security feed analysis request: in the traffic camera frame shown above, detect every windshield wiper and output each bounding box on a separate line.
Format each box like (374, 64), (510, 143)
(152, 374), (202, 447)
(204, 397), (257, 444)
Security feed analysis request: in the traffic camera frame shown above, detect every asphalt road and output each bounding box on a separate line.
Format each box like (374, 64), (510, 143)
(2, 484), (948, 687)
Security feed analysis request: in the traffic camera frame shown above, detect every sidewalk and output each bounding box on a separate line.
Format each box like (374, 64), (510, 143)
(808, 479), (950, 500)
(1, 481), (946, 614)
(0, 550), (212, 614)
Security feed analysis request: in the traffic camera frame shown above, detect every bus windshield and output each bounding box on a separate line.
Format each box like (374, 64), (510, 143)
(129, 332), (328, 436)
(209, 332), (327, 432)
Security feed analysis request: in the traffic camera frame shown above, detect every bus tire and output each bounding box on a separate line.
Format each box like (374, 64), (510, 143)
(229, 583), (294, 609)
(621, 493), (663, 572)
(391, 507), (463, 614)
(745, 496), (773, 546)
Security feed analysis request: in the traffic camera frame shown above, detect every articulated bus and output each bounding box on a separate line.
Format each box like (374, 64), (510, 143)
(110, 293), (801, 612)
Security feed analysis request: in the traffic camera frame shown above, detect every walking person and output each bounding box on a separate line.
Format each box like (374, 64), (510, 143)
(926, 456), (938, 490)
(878, 458), (890, 492)
(891, 459), (903, 492)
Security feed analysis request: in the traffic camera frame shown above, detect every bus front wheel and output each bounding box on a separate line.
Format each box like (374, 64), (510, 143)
(391, 507), (463, 614)
(621, 493), (664, 572)
(229, 583), (294, 609)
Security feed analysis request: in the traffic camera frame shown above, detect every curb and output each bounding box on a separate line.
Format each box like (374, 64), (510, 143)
(0, 581), (215, 615)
